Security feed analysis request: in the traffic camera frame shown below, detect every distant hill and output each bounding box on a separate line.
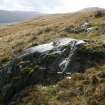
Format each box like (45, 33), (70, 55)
(81, 7), (105, 12)
(0, 10), (42, 24)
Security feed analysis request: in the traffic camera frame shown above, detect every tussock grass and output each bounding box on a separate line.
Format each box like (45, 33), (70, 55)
(9, 66), (105, 105)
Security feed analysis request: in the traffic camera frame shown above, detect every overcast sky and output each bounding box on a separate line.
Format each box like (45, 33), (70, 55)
(0, 0), (105, 13)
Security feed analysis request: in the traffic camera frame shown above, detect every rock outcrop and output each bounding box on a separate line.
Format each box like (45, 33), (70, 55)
(16, 38), (86, 73)
(0, 38), (86, 103)
(1, 38), (105, 104)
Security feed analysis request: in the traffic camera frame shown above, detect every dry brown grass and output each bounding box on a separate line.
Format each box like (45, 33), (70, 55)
(8, 65), (105, 105)
(0, 8), (105, 65)
(1, 8), (105, 105)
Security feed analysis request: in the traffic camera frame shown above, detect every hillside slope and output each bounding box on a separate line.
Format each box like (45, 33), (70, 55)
(1, 7), (105, 65)
(1, 7), (105, 105)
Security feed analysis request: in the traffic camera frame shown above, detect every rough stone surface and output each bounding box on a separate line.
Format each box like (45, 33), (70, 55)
(1, 38), (105, 104)
(16, 38), (86, 73)
(0, 38), (87, 102)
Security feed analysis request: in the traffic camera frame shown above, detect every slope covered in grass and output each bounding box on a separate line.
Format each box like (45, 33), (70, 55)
(1, 7), (105, 105)
(9, 66), (105, 105)
(0, 7), (105, 65)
